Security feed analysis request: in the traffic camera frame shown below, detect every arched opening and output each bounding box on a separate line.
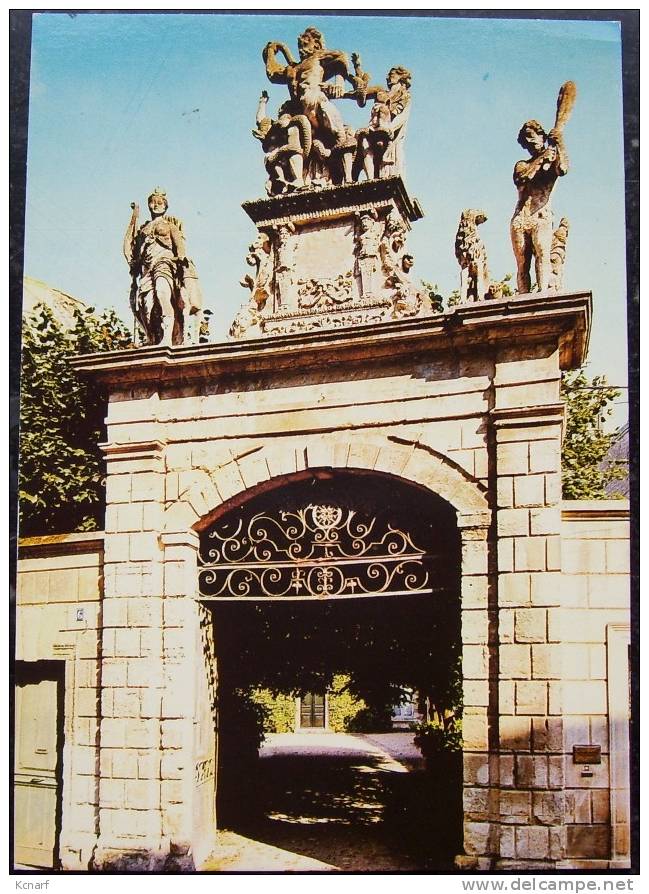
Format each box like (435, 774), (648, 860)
(199, 470), (464, 870)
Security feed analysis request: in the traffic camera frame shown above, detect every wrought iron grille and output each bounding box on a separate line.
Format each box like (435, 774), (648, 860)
(198, 501), (439, 600)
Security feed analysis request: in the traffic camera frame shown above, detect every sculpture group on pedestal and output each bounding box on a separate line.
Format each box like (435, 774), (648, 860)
(254, 27), (411, 195)
(123, 32), (581, 345)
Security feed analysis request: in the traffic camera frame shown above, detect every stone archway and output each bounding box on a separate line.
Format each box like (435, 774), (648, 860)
(198, 468), (465, 857)
(160, 434), (493, 866)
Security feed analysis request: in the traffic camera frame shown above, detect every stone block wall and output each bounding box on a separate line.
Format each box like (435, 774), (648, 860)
(16, 495), (630, 869)
(96, 442), (216, 870)
(491, 343), (566, 869)
(16, 533), (103, 870)
(51, 292), (628, 870)
(557, 501), (631, 869)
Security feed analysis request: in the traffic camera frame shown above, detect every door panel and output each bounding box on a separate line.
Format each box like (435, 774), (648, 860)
(14, 668), (61, 868)
(300, 692), (325, 728)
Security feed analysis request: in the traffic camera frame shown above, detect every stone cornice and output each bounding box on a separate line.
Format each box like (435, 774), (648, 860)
(242, 176), (424, 227)
(72, 292), (591, 390)
(18, 531), (104, 558)
(490, 403), (566, 429)
(99, 439), (167, 462)
(561, 499), (630, 521)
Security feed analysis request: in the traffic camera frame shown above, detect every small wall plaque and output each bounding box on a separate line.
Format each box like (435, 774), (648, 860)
(573, 744), (601, 764)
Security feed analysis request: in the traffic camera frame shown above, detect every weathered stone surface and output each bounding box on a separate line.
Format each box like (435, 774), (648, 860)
(20, 289), (631, 872)
(511, 82), (575, 294)
(566, 824), (610, 859)
(515, 681), (548, 715)
(500, 716), (531, 751)
(124, 189), (202, 347)
(531, 717), (563, 753)
(499, 644), (531, 679)
(532, 791), (564, 825)
(455, 210), (490, 303)
(499, 790), (532, 823)
(514, 824), (551, 860)
(515, 608), (547, 643)
(464, 821), (493, 855)
(515, 755), (549, 789)
(531, 644), (562, 679)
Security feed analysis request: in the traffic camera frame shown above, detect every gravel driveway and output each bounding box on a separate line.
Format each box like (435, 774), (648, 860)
(202, 731), (458, 872)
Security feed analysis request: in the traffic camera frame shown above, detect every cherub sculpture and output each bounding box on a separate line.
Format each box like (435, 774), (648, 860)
(549, 217), (570, 292)
(381, 209), (422, 316)
(253, 91), (312, 195)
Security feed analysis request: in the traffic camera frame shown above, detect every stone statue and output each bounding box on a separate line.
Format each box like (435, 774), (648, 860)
(510, 81), (576, 294)
(229, 302), (262, 340)
(234, 230), (284, 335)
(455, 209), (490, 303)
(253, 91), (312, 195)
(123, 188), (203, 346)
(240, 232), (274, 311)
(354, 210), (383, 299)
(549, 217), (570, 292)
(274, 223), (296, 310)
(261, 27), (369, 188)
(381, 209), (422, 316)
(355, 66), (412, 181)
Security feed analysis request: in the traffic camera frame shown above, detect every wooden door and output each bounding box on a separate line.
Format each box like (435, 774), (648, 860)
(14, 663), (62, 868)
(300, 692), (325, 728)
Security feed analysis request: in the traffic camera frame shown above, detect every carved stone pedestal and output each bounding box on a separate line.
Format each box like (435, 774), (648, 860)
(230, 176), (430, 338)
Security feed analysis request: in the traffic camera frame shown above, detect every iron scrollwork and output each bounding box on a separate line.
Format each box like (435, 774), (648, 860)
(198, 503), (434, 600)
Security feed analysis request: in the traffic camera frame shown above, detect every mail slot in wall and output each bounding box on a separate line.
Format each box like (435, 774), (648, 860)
(573, 744), (602, 764)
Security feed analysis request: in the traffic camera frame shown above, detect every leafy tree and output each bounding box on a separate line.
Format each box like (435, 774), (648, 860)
(561, 369), (627, 499)
(18, 303), (132, 537)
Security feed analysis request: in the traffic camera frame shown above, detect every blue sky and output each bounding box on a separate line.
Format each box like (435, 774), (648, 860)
(24, 12), (628, 416)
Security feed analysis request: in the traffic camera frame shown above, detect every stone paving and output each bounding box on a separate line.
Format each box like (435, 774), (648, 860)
(201, 731), (457, 872)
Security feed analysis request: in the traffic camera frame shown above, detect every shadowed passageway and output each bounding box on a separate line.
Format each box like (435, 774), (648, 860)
(203, 732), (461, 872)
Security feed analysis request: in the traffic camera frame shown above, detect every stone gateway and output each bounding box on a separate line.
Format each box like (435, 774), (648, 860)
(14, 26), (630, 874)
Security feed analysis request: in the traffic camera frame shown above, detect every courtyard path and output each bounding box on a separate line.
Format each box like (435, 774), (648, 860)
(202, 731), (458, 872)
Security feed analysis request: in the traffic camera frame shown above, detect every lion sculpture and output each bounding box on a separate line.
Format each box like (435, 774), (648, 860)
(454, 209), (490, 303)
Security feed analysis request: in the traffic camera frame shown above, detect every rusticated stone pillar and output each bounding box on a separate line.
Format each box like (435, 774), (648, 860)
(456, 521), (497, 869)
(491, 341), (566, 869)
(94, 441), (216, 870)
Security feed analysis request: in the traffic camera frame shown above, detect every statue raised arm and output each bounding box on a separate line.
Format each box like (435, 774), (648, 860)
(259, 27), (365, 188)
(123, 202), (140, 267)
(263, 41), (297, 84)
(510, 82), (576, 294)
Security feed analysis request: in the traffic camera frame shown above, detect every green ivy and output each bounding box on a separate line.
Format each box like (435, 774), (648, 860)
(327, 674), (366, 732)
(250, 688), (296, 733)
(413, 719), (463, 760)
